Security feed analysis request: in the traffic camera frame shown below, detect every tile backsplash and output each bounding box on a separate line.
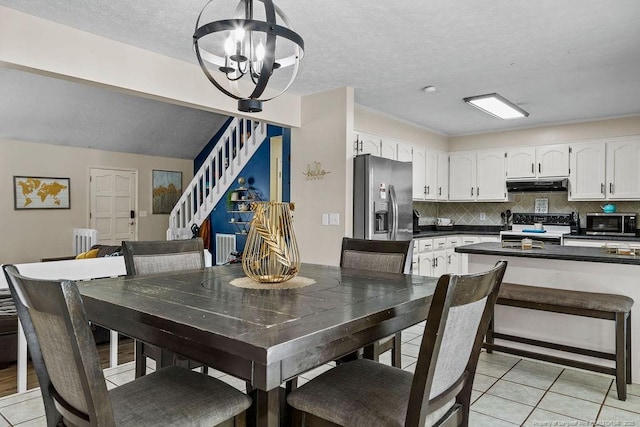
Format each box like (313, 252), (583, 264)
(414, 193), (640, 228)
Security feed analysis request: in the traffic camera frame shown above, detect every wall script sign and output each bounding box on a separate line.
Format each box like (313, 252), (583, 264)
(303, 162), (331, 180)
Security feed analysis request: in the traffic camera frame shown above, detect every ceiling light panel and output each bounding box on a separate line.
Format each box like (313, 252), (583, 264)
(464, 93), (529, 120)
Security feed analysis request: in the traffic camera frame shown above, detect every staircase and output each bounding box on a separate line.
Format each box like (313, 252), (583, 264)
(167, 117), (268, 240)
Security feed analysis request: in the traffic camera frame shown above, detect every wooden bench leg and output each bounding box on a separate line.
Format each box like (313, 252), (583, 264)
(627, 312), (632, 385)
(485, 307), (495, 354)
(615, 312), (627, 401)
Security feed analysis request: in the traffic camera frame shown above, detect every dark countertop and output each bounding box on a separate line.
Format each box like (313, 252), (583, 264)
(563, 233), (640, 242)
(455, 242), (640, 265)
(413, 226), (501, 239)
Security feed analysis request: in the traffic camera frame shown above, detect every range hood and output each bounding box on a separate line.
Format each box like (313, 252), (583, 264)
(506, 178), (568, 193)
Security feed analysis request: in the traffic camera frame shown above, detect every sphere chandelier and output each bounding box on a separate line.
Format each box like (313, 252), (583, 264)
(193, 0), (305, 113)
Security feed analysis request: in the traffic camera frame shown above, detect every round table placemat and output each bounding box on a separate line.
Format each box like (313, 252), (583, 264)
(229, 276), (316, 290)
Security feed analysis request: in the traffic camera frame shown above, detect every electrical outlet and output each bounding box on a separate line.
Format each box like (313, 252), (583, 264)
(329, 213), (340, 226)
(321, 213), (329, 225)
(479, 212), (486, 221)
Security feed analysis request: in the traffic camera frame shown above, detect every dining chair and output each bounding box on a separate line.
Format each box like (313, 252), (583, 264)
(3, 264), (252, 427)
(122, 238), (207, 377)
(287, 260), (508, 427)
(339, 237), (412, 367)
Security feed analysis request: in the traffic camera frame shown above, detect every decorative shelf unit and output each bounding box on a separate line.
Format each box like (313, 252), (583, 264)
(228, 187), (261, 235)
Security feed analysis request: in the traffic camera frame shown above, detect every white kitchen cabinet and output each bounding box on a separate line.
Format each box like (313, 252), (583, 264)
(418, 252), (434, 276)
(505, 147), (536, 179)
(607, 138), (640, 199)
(397, 142), (413, 162)
(437, 152), (449, 200)
(506, 144), (569, 179)
(480, 236), (500, 243)
(380, 138), (397, 160)
(412, 146), (438, 201)
(460, 235), (480, 246)
(568, 136), (640, 201)
(445, 236), (462, 274)
(354, 132), (381, 156)
(537, 144), (570, 177)
(476, 150), (506, 200)
(432, 249), (447, 277)
(449, 150), (506, 201)
(449, 152), (476, 201)
(568, 142), (606, 200)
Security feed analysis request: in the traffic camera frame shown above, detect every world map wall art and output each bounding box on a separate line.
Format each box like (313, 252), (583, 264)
(14, 176), (70, 210)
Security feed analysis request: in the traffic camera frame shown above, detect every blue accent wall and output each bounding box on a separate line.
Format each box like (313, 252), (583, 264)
(197, 124), (289, 262)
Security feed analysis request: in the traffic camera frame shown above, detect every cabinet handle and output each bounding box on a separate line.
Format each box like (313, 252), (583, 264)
(531, 163), (534, 174)
(477, 187), (480, 196)
(432, 259), (437, 268)
(447, 254), (451, 264)
(438, 187), (442, 196)
(610, 183), (614, 194)
(601, 183), (605, 194)
(471, 187), (474, 196)
(426, 185), (429, 195)
(538, 163), (541, 173)
(359, 141), (363, 152)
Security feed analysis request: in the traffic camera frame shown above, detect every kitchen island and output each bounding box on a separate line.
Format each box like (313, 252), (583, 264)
(456, 242), (639, 383)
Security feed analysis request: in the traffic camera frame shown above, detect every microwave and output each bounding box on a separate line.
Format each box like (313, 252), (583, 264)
(585, 213), (637, 236)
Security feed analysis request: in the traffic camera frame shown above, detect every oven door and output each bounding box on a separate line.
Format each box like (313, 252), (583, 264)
(500, 232), (563, 245)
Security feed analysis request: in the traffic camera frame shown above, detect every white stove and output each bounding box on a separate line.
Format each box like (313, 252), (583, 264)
(500, 213), (573, 245)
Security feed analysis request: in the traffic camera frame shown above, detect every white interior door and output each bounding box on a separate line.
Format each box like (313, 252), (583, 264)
(90, 168), (137, 245)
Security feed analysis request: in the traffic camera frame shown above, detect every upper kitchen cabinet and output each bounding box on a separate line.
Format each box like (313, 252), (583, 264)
(568, 142), (606, 200)
(412, 146), (438, 201)
(606, 138), (640, 199)
(568, 136), (640, 201)
(354, 132), (381, 156)
(506, 144), (569, 179)
(397, 142), (413, 162)
(436, 152), (449, 201)
(380, 138), (398, 160)
(449, 150), (506, 201)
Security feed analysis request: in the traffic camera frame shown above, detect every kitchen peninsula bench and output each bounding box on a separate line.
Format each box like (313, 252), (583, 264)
(485, 283), (632, 400)
(455, 242), (639, 400)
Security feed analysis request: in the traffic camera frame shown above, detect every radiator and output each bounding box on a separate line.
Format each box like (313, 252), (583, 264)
(215, 233), (237, 265)
(73, 228), (99, 255)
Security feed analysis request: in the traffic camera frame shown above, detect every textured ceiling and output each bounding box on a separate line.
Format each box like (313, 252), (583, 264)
(1, 0), (640, 157)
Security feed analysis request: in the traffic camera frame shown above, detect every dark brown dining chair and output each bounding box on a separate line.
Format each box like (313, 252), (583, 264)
(3, 264), (251, 427)
(122, 238), (207, 377)
(287, 260), (508, 427)
(339, 237), (412, 367)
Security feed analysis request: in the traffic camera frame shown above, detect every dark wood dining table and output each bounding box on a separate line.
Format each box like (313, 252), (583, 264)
(77, 263), (437, 427)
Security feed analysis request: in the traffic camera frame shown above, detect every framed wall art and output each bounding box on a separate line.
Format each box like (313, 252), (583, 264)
(152, 170), (182, 214)
(14, 176), (70, 210)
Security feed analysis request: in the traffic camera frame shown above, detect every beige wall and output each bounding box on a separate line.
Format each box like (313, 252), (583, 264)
(449, 116), (640, 151)
(291, 87), (354, 266)
(354, 106), (448, 151)
(0, 6), (300, 127)
(0, 139), (192, 264)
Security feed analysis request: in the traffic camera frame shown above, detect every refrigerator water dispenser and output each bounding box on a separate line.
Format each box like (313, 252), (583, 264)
(374, 201), (389, 233)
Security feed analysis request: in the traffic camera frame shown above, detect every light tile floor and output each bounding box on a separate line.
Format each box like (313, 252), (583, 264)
(1, 322), (639, 426)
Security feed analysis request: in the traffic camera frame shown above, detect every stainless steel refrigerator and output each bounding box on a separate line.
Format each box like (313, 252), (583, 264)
(353, 154), (413, 241)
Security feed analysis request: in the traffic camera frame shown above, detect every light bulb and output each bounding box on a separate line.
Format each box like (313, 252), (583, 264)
(233, 27), (245, 43)
(224, 36), (234, 55)
(255, 40), (265, 61)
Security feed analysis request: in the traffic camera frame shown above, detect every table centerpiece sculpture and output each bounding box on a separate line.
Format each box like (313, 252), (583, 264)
(242, 201), (300, 283)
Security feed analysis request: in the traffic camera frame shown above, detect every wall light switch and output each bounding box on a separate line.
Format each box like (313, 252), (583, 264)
(321, 213), (329, 226)
(479, 212), (486, 221)
(329, 213), (340, 226)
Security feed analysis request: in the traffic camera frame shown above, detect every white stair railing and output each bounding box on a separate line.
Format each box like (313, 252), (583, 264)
(167, 117), (267, 240)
